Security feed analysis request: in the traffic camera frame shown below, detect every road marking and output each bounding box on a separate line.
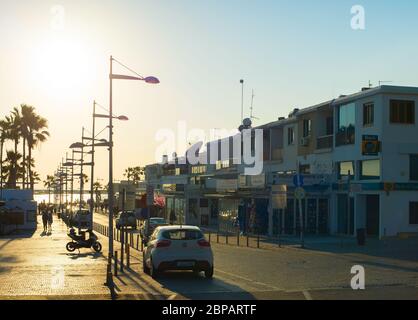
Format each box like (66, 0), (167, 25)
(303, 290), (313, 300)
(215, 268), (283, 291)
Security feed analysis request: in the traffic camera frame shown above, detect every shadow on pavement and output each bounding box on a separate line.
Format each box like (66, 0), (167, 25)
(66, 252), (104, 260)
(121, 268), (256, 300)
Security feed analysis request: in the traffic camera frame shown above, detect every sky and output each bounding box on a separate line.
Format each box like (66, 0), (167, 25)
(1, 0), (418, 186)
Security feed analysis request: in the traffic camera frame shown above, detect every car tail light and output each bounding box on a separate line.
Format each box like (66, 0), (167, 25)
(198, 239), (211, 247)
(156, 240), (171, 248)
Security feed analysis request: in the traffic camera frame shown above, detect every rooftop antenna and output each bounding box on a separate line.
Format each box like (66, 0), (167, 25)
(368, 80), (373, 88)
(240, 79), (244, 124)
(250, 89), (259, 121)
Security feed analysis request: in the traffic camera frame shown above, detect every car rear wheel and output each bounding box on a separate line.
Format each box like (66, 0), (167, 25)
(205, 267), (214, 279)
(149, 258), (159, 279)
(143, 255), (150, 274)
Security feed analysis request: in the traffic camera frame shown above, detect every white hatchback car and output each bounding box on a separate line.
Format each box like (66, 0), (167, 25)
(143, 225), (214, 279)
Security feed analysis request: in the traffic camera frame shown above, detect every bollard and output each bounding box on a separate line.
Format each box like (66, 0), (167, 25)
(114, 251), (118, 276)
(217, 232), (219, 244)
(120, 229), (124, 273)
(141, 238), (144, 252)
(126, 246), (130, 268)
(237, 231), (240, 247)
(136, 235), (140, 250)
(226, 233), (229, 245)
(208, 232), (211, 244)
(257, 234), (260, 249)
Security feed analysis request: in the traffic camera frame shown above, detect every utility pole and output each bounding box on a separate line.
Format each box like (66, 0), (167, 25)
(240, 79), (244, 124)
(89, 101), (96, 229)
(79, 127), (84, 212)
(106, 55), (115, 289)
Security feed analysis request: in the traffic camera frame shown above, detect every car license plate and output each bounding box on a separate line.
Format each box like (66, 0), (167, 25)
(177, 261), (195, 268)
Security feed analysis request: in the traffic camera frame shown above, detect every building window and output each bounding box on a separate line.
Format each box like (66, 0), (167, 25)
(288, 127), (295, 145)
(338, 161), (355, 179)
(302, 119), (312, 137)
(390, 100), (415, 124)
(216, 160), (230, 170)
(336, 103), (356, 146)
(326, 117), (333, 135)
(191, 165), (206, 175)
(200, 199), (209, 208)
(363, 102), (374, 126)
(360, 159), (380, 180)
(410, 202), (418, 225)
(410, 155), (418, 181)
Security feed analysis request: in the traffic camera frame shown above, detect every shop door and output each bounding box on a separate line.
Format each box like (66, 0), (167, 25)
(318, 199), (329, 234)
(306, 199), (317, 234)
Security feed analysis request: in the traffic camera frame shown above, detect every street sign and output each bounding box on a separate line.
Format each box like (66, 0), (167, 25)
(294, 187), (306, 200)
(293, 174), (304, 187)
(146, 185), (154, 206)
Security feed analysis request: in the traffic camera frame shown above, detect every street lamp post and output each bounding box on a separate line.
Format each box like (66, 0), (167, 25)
(80, 128), (85, 211)
(90, 101), (96, 228)
(105, 55), (159, 289)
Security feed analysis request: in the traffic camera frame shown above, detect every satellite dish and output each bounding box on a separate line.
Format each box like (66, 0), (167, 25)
(243, 118), (252, 128)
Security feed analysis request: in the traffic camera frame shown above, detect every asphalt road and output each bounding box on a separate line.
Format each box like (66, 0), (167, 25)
(92, 212), (418, 300)
(1, 214), (417, 300)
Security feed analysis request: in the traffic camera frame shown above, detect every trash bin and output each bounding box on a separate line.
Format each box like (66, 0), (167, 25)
(357, 228), (366, 246)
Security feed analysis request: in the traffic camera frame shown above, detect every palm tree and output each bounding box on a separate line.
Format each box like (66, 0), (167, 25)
(124, 166), (144, 184)
(93, 181), (103, 208)
(20, 104), (37, 189)
(0, 119), (11, 190)
(124, 167), (134, 181)
(26, 112), (49, 191)
(43, 175), (56, 204)
(131, 166), (144, 184)
(2, 151), (24, 189)
(5, 110), (21, 189)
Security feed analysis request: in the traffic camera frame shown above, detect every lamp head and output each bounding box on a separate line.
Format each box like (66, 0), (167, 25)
(117, 115), (129, 121)
(144, 76), (160, 84)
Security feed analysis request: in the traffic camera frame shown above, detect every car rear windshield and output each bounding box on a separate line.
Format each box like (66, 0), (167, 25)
(162, 229), (203, 240)
(151, 219), (166, 224)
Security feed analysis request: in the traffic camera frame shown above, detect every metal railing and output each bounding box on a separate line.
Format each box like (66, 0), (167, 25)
(316, 135), (333, 150)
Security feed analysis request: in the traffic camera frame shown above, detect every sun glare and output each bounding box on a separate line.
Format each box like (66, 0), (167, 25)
(31, 36), (96, 98)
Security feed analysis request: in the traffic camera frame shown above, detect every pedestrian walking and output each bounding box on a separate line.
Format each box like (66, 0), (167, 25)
(42, 210), (48, 232)
(47, 210), (53, 232)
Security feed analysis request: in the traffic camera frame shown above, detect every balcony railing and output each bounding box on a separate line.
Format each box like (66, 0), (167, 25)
(316, 135), (333, 150)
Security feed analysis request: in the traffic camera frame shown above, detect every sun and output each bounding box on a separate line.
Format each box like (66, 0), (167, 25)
(31, 35), (97, 98)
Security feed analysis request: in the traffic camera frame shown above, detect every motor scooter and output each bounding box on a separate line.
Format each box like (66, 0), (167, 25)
(66, 228), (102, 253)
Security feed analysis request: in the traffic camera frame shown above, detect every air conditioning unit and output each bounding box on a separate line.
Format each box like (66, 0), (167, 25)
(300, 137), (310, 146)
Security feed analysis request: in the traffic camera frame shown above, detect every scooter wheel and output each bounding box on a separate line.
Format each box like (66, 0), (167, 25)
(66, 242), (76, 252)
(93, 242), (102, 253)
